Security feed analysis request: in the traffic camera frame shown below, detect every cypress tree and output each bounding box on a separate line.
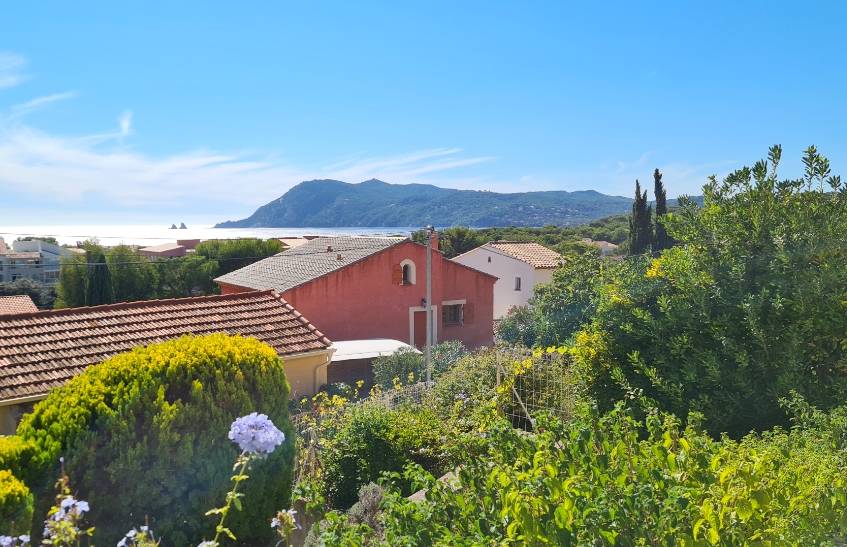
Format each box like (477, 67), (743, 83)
(653, 168), (674, 252)
(84, 248), (113, 306)
(628, 180), (652, 254)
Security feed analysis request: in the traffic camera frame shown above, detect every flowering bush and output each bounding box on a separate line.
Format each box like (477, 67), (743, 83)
(16, 334), (295, 545)
(0, 469), (33, 535)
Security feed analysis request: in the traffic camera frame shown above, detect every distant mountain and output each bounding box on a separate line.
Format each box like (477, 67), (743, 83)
(215, 179), (647, 228)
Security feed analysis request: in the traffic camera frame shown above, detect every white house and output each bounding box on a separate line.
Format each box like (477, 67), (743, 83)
(452, 241), (563, 319)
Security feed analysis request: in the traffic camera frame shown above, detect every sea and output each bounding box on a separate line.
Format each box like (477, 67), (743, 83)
(0, 224), (417, 247)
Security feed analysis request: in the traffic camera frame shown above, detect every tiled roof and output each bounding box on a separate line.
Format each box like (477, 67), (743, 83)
(140, 243), (185, 253)
(215, 236), (405, 292)
(0, 295), (38, 316)
(485, 241), (563, 269)
(0, 290), (331, 402)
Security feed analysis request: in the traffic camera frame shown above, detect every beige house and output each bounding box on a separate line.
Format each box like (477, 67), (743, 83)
(0, 290), (333, 434)
(452, 241), (563, 319)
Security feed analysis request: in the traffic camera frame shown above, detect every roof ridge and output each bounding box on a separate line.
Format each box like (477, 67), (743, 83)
(0, 290), (276, 321)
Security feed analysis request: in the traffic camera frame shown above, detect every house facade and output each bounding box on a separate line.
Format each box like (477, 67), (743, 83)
(215, 236), (497, 349)
(452, 241), (563, 319)
(0, 238), (81, 284)
(0, 290), (333, 434)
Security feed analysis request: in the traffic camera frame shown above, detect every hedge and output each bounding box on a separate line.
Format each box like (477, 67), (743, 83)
(0, 436), (38, 486)
(0, 469), (33, 535)
(16, 334), (295, 546)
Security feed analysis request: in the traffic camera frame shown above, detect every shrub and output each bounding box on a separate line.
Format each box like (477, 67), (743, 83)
(0, 436), (38, 486)
(0, 469), (33, 535)
(372, 341), (468, 389)
(16, 334), (295, 545)
(573, 147), (847, 436)
(320, 403), (449, 509)
(320, 403), (847, 544)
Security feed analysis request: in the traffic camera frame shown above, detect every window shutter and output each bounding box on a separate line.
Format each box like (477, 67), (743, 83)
(463, 303), (474, 324)
(392, 264), (403, 285)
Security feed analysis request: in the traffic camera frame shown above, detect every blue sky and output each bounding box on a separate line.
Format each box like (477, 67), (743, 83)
(1, 1), (846, 224)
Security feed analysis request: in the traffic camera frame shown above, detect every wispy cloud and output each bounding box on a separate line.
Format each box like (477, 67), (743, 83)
(9, 91), (77, 118)
(0, 107), (496, 218)
(0, 52), (27, 89)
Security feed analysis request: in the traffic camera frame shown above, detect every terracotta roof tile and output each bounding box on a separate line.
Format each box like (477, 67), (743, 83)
(0, 295), (38, 316)
(0, 291), (331, 402)
(485, 241), (563, 269)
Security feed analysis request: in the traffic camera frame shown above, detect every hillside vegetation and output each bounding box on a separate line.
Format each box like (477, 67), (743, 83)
(216, 179), (634, 228)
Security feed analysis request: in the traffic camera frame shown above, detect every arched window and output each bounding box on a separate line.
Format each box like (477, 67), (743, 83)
(400, 259), (416, 285)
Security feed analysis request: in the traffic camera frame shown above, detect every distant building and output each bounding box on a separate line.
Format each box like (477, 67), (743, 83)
(176, 239), (202, 251)
(0, 239), (78, 284)
(581, 238), (620, 256)
(215, 235), (497, 349)
(452, 241), (563, 319)
(0, 290), (333, 434)
(139, 242), (187, 259)
(0, 295), (38, 315)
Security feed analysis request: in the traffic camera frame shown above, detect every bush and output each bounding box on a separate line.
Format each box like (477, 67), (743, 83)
(0, 436), (38, 486)
(16, 334), (295, 546)
(319, 403), (847, 544)
(0, 469), (33, 535)
(573, 147), (847, 436)
(372, 341), (469, 389)
(320, 403), (449, 509)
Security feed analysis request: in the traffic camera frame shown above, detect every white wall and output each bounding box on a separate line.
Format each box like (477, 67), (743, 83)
(453, 247), (539, 319)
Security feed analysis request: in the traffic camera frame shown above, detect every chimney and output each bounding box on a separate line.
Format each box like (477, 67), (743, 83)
(336, 253), (343, 261)
(430, 230), (439, 252)
(326, 245), (333, 252)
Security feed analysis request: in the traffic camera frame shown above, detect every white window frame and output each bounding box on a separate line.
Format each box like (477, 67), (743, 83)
(400, 258), (416, 285)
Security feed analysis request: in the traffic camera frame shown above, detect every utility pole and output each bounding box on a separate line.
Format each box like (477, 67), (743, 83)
(425, 225), (434, 385)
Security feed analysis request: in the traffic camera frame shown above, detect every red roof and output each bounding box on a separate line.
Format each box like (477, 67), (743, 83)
(0, 290), (331, 402)
(0, 295), (38, 316)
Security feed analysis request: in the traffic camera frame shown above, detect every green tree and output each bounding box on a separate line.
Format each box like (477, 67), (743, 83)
(652, 168), (674, 252)
(576, 145), (847, 435)
(55, 254), (88, 308)
(195, 238), (282, 278)
(157, 254), (218, 298)
(438, 226), (483, 258)
(627, 179), (652, 254)
(84, 246), (113, 306)
(106, 245), (158, 303)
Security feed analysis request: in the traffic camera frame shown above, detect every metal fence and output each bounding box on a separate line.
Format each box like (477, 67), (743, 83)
(494, 347), (576, 431)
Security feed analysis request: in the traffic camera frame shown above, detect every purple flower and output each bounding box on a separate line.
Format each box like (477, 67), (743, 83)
(228, 413), (285, 456)
(0, 537), (14, 547)
(270, 517), (281, 529)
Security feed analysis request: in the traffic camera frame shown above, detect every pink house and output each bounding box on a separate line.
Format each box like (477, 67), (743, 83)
(215, 235), (496, 349)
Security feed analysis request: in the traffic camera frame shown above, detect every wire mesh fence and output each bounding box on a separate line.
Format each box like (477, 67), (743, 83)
(494, 347), (577, 431)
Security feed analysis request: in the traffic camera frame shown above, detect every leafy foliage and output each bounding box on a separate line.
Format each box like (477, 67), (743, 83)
(16, 334), (295, 545)
(576, 145), (847, 435)
(0, 469), (33, 535)
(319, 403), (847, 545)
(372, 341), (468, 388)
(0, 436), (38, 486)
(55, 238), (280, 307)
(194, 238), (282, 278)
(318, 403), (449, 510)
